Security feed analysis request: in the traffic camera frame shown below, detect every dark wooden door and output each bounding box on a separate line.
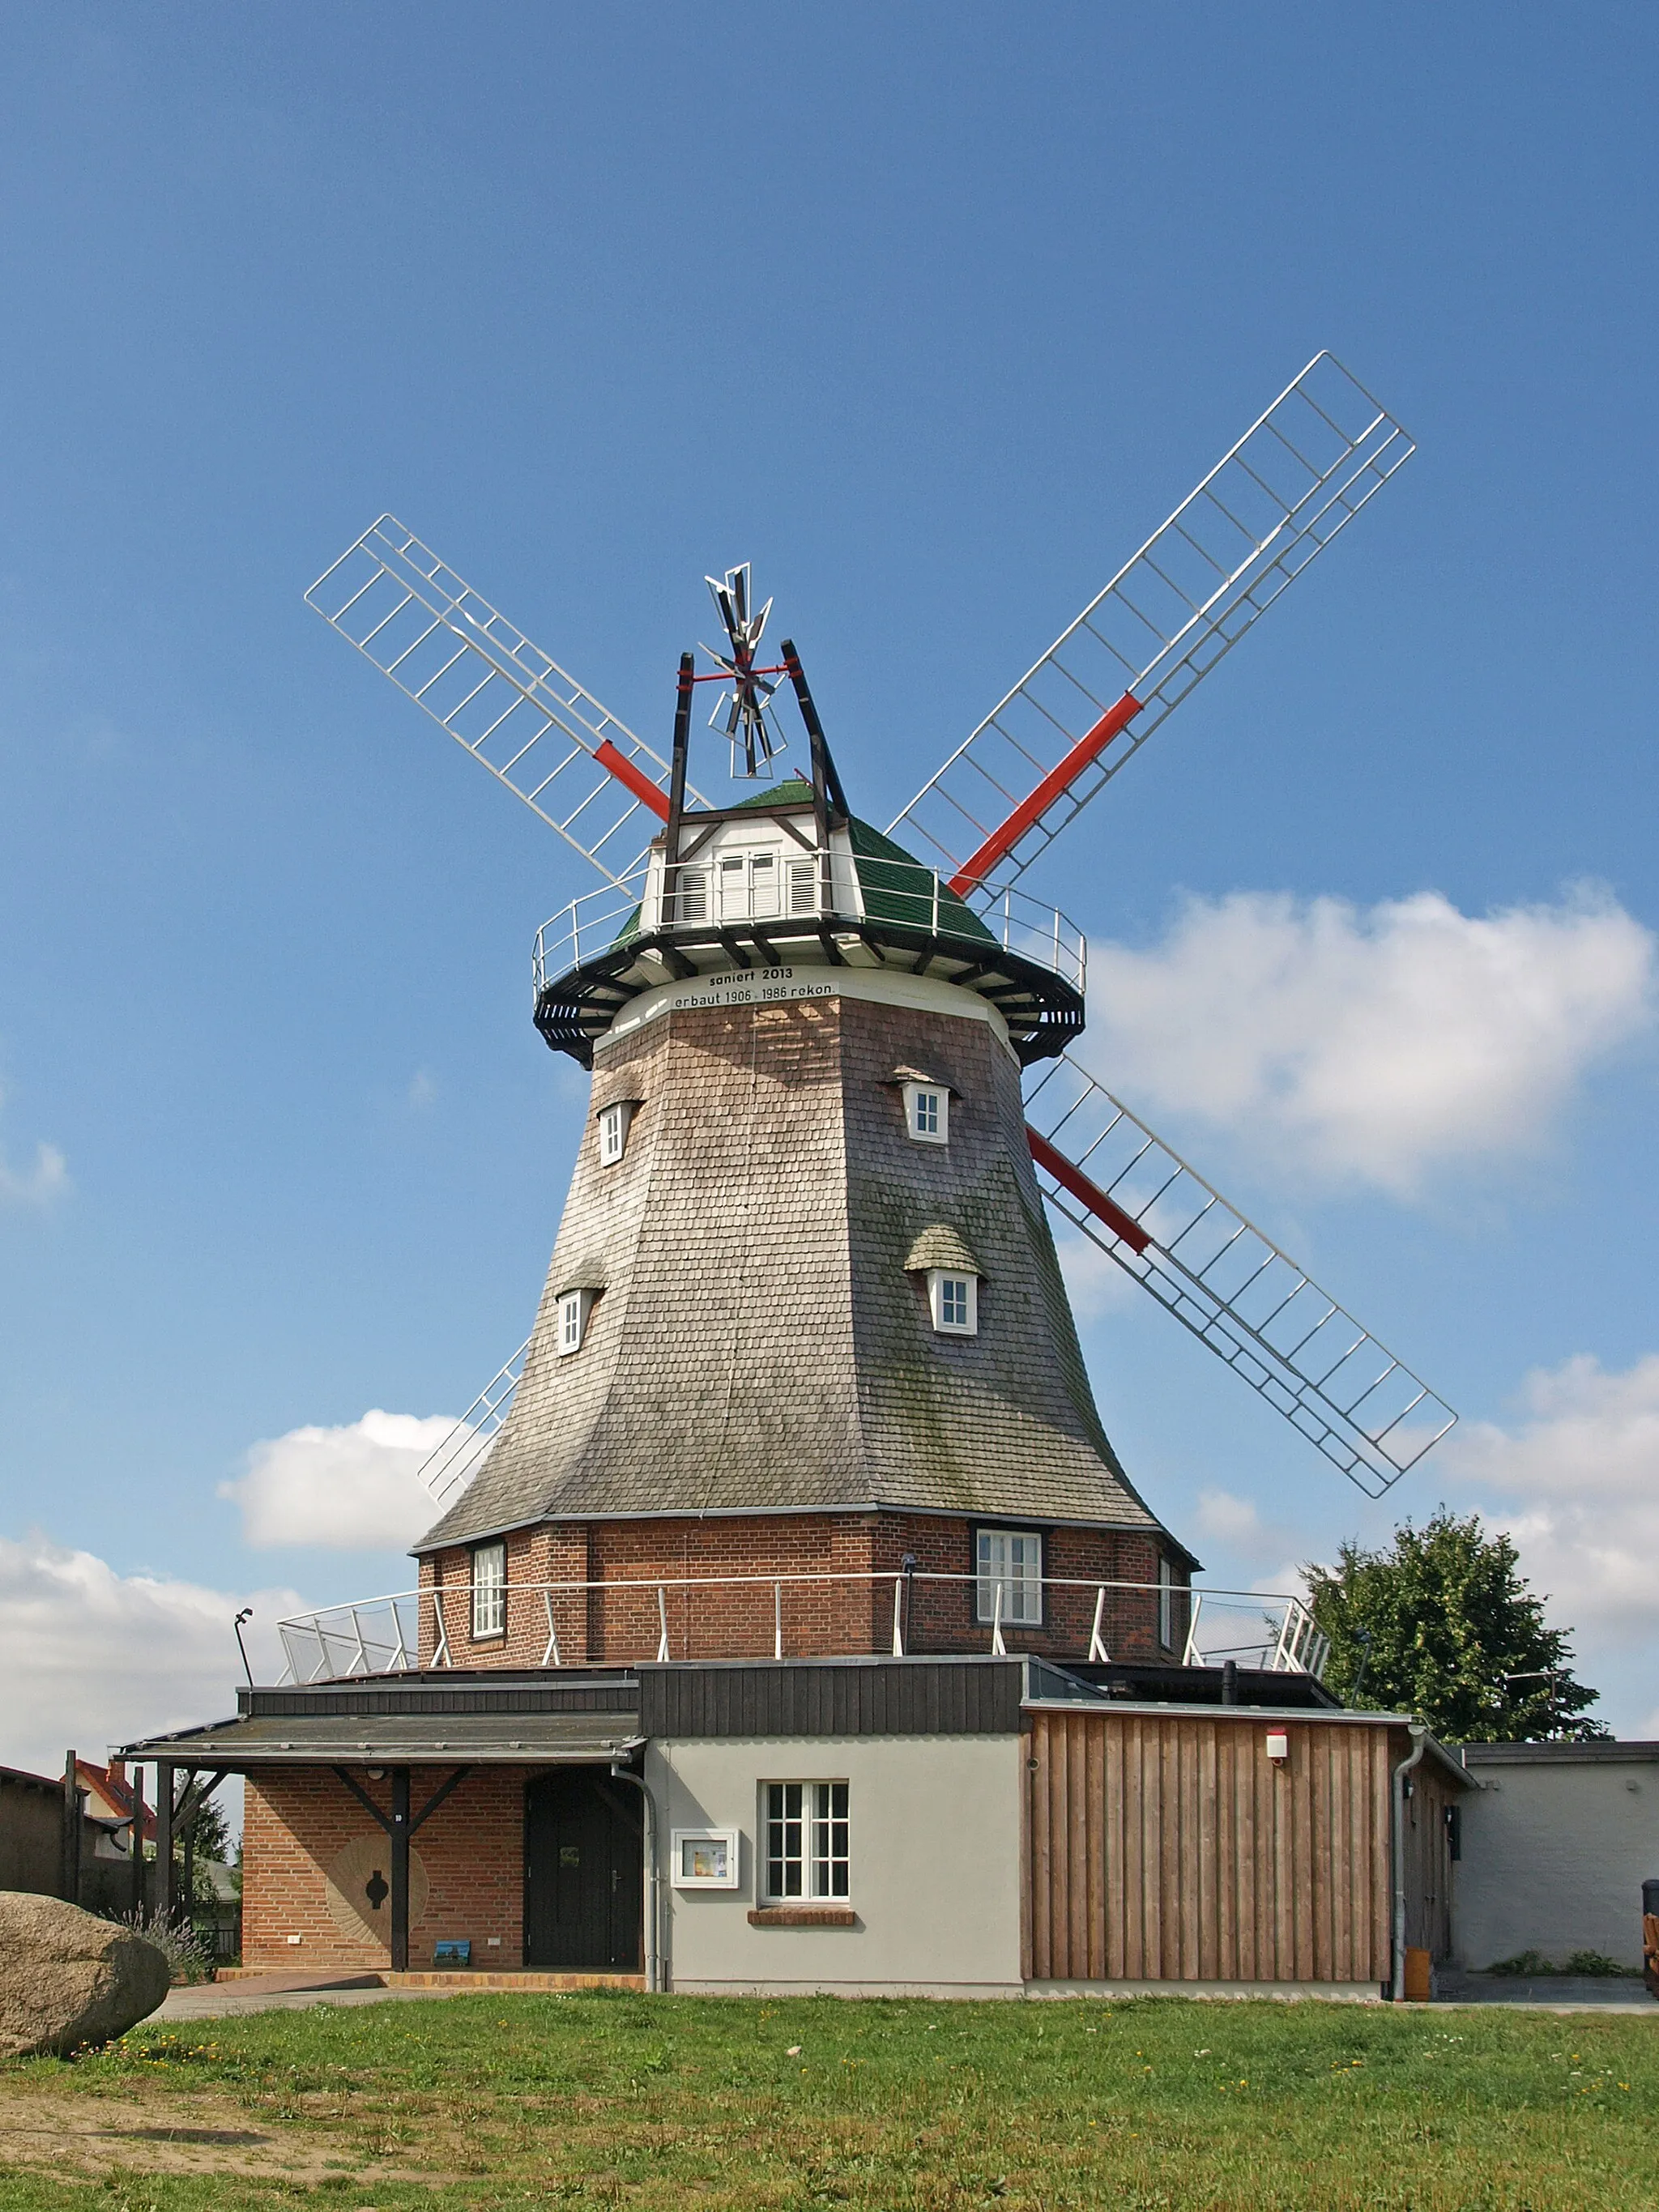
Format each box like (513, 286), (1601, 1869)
(524, 1771), (642, 1971)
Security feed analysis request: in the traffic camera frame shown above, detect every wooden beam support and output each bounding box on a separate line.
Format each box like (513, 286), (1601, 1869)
(60, 1749), (80, 1907)
(390, 1768), (411, 1974)
(154, 1762), (176, 1923)
(129, 1767), (147, 1919)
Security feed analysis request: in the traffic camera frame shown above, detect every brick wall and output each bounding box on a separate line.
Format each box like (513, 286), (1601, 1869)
(242, 1767), (526, 1971)
(412, 1509), (1182, 1669)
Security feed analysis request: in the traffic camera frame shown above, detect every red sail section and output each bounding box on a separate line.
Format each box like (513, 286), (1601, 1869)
(1026, 1126), (1151, 1255)
(948, 691), (1142, 896)
(595, 739), (672, 820)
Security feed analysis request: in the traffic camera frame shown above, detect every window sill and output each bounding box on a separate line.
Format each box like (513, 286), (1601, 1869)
(469, 1631), (507, 1644)
(748, 1906), (857, 1929)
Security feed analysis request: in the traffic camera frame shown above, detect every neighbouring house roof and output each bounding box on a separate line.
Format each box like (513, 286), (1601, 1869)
(1460, 1739), (1659, 1765)
(75, 1758), (157, 1841)
(0, 1762), (63, 1795)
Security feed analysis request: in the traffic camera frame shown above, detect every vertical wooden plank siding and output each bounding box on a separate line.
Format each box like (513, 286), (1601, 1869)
(1122, 1718), (1145, 1979)
(1026, 1711), (1396, 1984)
(1104, 1715), (1126, 1979)
(1067, 1718), (1090, 1976)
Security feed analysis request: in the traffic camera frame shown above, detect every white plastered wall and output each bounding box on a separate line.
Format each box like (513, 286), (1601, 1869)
(648, 1734), (1025, 1997)
(1454, 1753), (1659, 1971)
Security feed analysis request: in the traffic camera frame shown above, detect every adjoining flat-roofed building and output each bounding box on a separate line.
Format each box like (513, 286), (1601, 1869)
(1453, 1740), (1659, 1975)
(124, 1657), (1468, 1999)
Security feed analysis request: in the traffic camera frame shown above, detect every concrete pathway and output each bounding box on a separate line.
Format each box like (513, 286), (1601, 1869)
(158, 1970), (1659, 2021)
(1434, 1970), (1657, 2013)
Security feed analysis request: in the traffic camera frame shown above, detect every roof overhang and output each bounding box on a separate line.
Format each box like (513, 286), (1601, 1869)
(120, 1712), (644, 1770)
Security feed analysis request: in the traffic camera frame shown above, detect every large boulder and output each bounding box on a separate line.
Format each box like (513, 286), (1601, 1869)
(0, 1893), (170, 2057)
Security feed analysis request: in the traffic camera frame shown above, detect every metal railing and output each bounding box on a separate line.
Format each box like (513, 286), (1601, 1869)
(274, 1571), (1326, 1685)
(532, 851), (1086, 997)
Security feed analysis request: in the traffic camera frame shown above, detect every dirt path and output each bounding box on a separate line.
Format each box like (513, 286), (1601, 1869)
(0, 2080), (438, 2187)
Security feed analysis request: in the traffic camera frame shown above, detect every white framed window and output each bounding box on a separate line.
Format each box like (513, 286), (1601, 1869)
(763, 1781), (849, 1901)
(1158, 1555), (1175, 1651)
(716, 847), (783, 920)
(471, 1541), (506, 1639)
(671, 1828), (740, 1889)
(597, 1101), (634, 1166)
(927, 1268), (978, 1335)
(902, 1079), (949, 1144)
(975, 1528), (1043, 1626)
(557, 1288), (596, 1356)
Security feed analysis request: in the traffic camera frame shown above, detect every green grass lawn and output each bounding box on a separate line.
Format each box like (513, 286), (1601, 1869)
(0, 1990), (1655, 2210)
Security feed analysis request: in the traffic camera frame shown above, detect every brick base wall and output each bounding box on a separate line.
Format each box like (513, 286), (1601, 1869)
(242, 1767), (525, 1971)
(416, 1511), (1186, 1670)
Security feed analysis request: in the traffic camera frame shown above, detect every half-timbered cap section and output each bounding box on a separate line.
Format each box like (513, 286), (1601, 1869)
(414, 989), (1171, 1555)
(531, 778), (1087, 1069)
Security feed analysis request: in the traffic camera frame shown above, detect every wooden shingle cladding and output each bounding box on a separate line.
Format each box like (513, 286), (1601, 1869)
(1022, 1707), (1398, 1984)
(416, 991), (1177, 1552)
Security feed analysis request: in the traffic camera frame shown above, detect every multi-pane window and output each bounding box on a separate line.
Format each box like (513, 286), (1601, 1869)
(927, 1269), (978, 1335)
(902, 1080), (949, 1145)
(975, 1528), (1043, 1626)
(1158, 1555), (1175, 1651)
(597, 1102), (633, 1166)
(471, 1541), (506, 1639)
(557, 1289), (594, 1356)
(764, 1781), (850, 1900)
(718, 849), (781, 918)
(668, 848), (822, 926)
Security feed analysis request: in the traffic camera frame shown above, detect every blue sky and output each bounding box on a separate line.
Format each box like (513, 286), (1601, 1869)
(2, 4), (1657, 1765)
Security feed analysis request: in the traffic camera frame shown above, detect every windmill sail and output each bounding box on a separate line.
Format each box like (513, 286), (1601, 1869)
(891, 353), (1414, 896)
(414, 1337), (531, 1508)
(305, 518), (710, 886)
(1023, 1052), (1456, 1497)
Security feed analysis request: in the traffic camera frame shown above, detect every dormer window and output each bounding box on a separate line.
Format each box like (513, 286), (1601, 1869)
(928, 1270), (978, 1335)
(905, 1225), (983, 1337)
(902, 1080), (949, 1145)
(557, 1288), (597, 1355)
(597, 1100), (636, 1166)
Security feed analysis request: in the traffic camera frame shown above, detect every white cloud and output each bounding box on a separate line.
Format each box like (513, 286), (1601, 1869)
(1083, 887), (1653, 1196)
(0, 1532), (303, 1779)
(220, 1409), (456, 1551)
(0, 1081), (69, 1207)
(1052, 1225), (1138, 1320)
(1449, 1353), (1659, 1646)
(1193, 1485), (1270, 1548)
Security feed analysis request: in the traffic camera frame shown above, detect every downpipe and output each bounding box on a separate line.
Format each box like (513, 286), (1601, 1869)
(1390, 1724), (1428, 2001)
(611, 1762), (661, 1993)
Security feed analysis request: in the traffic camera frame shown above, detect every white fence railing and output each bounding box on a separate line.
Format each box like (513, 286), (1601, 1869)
(275, 1572), (1326, 1686)
(531, 853), (1087, 998)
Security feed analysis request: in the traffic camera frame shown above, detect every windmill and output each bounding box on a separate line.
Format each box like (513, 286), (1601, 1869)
(306, 351), (1453, 1583)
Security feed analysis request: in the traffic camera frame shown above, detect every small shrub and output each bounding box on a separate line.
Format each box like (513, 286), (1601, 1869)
(107, 1907), (215, 1984)
(1487, 1949), (1555, 1976)
(1565, 1950), (1637, 1977)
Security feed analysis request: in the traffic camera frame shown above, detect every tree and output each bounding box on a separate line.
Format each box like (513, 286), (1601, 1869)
(1304, 1508), (1606, 1743)
(168, 1793), (236, 1910)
